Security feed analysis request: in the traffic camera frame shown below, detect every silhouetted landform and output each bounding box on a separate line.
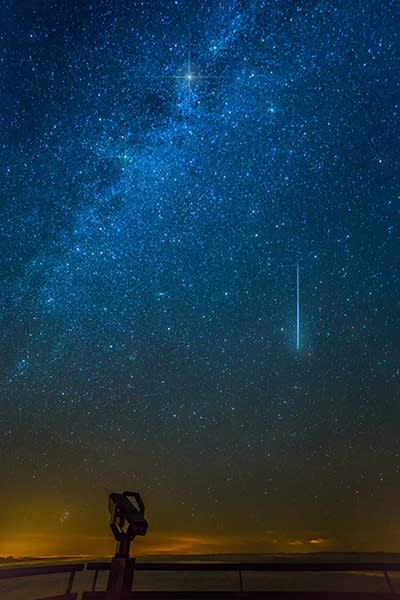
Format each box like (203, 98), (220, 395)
(3, 552), (400, 565)
(138, 552), (400, 563)
(0, 556), (51, 564)
(0, 555), (101, 565)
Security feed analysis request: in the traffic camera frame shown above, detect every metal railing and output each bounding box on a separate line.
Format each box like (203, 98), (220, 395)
(1, 560), (400, 599)
(0, 562), (85, 600)
(86, 561), (400, 595)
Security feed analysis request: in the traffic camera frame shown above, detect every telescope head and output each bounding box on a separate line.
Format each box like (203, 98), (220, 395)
(108, 491), (148, 544)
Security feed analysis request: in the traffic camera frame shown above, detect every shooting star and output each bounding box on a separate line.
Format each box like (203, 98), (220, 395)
(296, 263), (300, 350)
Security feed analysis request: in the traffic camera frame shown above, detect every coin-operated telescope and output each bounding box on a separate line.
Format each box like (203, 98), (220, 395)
(108, 491), (148, 557)
(106, 491), (148, 600)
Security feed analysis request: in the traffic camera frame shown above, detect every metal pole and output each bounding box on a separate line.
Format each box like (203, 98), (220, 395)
(66, 570), (75, 594)
(92, 568), (99, 591)
(106, 557), (135, 600)
(383, 571), (394, 593)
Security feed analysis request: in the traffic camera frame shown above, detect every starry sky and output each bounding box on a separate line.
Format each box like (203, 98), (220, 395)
(0, 0), (399, 558)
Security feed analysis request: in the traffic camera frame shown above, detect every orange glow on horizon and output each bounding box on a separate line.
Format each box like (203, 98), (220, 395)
(0, 530), (343, 559)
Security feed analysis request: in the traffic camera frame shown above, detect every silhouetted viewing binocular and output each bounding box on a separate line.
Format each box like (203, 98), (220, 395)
(108, 491), (148, 543)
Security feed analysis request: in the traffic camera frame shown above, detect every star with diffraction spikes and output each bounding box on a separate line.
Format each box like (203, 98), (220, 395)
(174, 53), (206, 91)
(168, 52), (214, 116)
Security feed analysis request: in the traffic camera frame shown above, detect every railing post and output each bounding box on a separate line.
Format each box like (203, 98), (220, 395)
(383, 570), (394, 593)
(92, 568), (99, 591)
(239, 568), (243, 592)
(66, 570), (75, 594)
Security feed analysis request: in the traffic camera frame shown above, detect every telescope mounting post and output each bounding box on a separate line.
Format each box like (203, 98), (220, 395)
(106, 491), (148, 600)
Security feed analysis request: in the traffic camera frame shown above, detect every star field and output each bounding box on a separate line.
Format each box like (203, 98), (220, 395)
(0, 0), (399, 556)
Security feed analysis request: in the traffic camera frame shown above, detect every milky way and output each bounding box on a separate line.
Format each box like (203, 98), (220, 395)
(1, 0), (399, 554)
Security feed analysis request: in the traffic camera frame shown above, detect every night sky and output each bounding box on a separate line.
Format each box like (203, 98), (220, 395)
(1, 0), (399, 558)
